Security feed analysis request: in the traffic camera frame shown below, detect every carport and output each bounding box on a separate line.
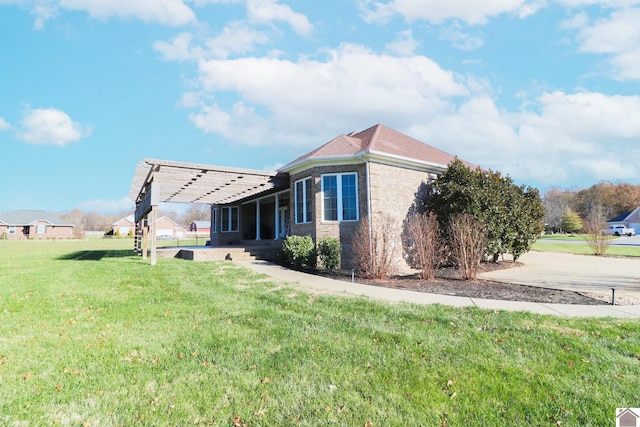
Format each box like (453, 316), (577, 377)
(129, 158), (288, 265)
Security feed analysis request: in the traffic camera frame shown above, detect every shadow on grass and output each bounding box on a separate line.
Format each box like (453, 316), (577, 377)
(57, 250), (136, 261)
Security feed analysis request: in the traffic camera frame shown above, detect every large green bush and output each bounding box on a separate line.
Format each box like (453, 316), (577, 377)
(317, 237), (341, 272)
(281, 235), (317, 269)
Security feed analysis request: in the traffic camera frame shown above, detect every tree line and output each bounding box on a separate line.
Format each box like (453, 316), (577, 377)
(542, 182), (640, 232)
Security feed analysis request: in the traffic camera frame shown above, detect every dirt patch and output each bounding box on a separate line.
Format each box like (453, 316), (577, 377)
(319, 261), (610, 305)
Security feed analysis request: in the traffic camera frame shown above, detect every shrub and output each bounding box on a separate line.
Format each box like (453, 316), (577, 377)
(402, 212), (442, 280)
(583, 207), (610, 256)
(317, 237), (341, 272)
(351, 215), (400, 279)
(448, 214), (486, 280)
(281, 235), (317, 269)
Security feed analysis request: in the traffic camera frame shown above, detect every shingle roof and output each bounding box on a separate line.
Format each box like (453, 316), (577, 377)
(281, 124), (473, 172)
(607, 211), (633, 222)
(0, 210), (72, 226)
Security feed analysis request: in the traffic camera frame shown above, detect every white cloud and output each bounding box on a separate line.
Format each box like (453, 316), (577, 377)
(418, 91), (640, 186)
(246, 0), (313, 36)
(17, 108), (93, 146)
(438, 22), (485, 50)
(385, 29), (419, 56)
(77, 197), (134, 213)
(59, 0), (196, 25)
(571, 7), (640, 80)
(189, 44), (468, 145)
(361, 0), (544, 25)
(0, 117), (10, 130)
(6, 0), (196, 28)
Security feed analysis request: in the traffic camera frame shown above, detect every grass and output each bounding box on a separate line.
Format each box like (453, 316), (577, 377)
(532, 241), (640, 257)
(1, 239), (639, 426)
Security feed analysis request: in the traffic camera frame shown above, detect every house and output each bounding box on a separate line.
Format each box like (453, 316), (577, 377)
(190, 221), (211, 235)
(112, 215), (135, 236)
(155, 216), (185, 239)
(607, 208), (640, 234)
(618, 408), (639, 427)
(130, 124), (473, 267)
(0, 210), (74, 240)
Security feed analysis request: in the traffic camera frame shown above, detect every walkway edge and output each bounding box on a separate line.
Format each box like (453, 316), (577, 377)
(235, 260), (640, 319)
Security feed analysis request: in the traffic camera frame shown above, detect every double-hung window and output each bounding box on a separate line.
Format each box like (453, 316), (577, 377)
(322, 173), (358, 222)
(295, 177), (312, 224)
(221, 207), (238, 232)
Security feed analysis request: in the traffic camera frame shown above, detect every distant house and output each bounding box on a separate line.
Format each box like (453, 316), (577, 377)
(112, 215), (135, 236)
(607, 208), (640, 234)
(0, 210), (74, 240)
(155, 216), (185, 239)
(190, 221), (210, 235)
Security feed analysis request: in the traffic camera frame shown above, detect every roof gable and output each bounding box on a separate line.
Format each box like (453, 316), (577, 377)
(607, 210), (634, 222)
(281, 124), (472, 173)
(0, 210), (72, 226)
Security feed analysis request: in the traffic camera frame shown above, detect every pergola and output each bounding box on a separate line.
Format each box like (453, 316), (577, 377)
(130, 158), (288, 264)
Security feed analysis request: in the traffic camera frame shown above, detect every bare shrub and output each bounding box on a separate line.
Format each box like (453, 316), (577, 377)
(351, 215), (400, 279)
(583, 207), (610, 256)
(402, 212), (442, 280)
(449, 214), (486, 280)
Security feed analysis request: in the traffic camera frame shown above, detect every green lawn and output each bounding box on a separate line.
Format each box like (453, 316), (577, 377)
(1, 240), (638, 426)
(533, 240), (640, 257)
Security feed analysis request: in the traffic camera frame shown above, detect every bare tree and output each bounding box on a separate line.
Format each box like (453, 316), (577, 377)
(542, 187), (575, 233)
(448, 214), (486, 280)
(402, 212), (442, 280)
(351, 215), (400, 279)
(583, 206), (610, 256)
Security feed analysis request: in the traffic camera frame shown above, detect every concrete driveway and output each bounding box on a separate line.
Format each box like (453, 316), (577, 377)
(479, 251), (640, 303)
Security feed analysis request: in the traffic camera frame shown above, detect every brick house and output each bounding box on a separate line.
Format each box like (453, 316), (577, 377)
(131, 124), (473, 267)
(207, 124), (470, 265)
(0, 210), (74, 240)
(155, 216), (185, 239)
(112, 215), (135, 236)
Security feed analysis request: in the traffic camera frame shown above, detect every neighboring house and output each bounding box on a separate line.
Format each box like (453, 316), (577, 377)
(607, 208), (640, 234)
(155, 216), (185, 239)
(0, 210), (74, 240)
(131, 124), (474, 268)
(190, 221), (211, 235)
(112, 215), (135, 236)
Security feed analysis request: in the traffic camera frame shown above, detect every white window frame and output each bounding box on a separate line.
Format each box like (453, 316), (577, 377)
(221, 207), (239, 232)
(36, 224), (46, 234)
(211, 208), (218, 233)
(321, 172), (359, 222)
(294, 177), (312, 224)
(8, 226), (16, 235)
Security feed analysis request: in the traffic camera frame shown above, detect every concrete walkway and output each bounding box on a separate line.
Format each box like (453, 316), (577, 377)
(236, 253), (640, 319)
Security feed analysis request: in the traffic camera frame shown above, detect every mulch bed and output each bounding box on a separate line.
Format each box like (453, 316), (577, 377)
(318, 261), (609, 305)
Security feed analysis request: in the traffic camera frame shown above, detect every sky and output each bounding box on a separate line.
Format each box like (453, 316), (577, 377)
(1, 0), (639, 214)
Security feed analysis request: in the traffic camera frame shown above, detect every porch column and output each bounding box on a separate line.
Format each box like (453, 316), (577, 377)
(274, 194), (280, 240)
(255, 201), (261, 240)
(150, 207), (157, 266)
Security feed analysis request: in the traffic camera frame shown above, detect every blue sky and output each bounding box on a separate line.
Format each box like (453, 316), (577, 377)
(1, 0), (639, 214)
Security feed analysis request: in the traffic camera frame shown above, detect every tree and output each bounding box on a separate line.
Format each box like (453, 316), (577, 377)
(542, 187), (576, 232)
(583, 206), (610, 256)
(424, 159), (544, 262)
(448, 214), (486, 280)
(560, 209), (583, 233)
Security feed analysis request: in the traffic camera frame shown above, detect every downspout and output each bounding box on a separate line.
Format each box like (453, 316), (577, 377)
(358, 154), (373, 264)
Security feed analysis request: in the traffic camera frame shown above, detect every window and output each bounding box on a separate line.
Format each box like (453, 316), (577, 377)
(322, 173), (358, 222)
(211, 208), (218, 233)
(221, 207), (238, 232)
(295, 177), (313, 224)
(8, 226), (16, 235)
(36, 225), (46, 234)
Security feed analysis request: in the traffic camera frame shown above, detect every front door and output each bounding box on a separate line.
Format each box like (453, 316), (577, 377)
(278, 206), (289, 239)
